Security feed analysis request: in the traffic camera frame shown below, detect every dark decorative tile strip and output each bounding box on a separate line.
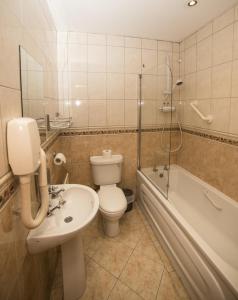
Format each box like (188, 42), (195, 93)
(183, 128), (238, 147)
(61, 127), (179, 136)
(0, 176), (18, 210)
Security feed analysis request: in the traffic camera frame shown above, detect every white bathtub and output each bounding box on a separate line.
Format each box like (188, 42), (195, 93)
(137, 165), (238, 300)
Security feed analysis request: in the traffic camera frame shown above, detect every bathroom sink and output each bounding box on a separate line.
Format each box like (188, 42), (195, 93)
(27, 184), (99, 300)
(27, 184), (99, 254)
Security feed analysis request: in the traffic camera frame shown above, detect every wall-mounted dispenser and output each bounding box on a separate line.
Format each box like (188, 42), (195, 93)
(7, 118), (49, 229)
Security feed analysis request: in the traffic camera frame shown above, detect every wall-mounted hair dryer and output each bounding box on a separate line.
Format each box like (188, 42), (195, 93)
(7, 118), (49, 229)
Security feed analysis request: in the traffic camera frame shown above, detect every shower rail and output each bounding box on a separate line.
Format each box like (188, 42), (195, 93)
(190, 101), (213, 124)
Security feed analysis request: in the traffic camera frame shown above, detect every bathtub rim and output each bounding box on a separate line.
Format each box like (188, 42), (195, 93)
(137, 168), (238, 298)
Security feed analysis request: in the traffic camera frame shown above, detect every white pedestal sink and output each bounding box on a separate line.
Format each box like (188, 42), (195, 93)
(27, 184), (99, 300)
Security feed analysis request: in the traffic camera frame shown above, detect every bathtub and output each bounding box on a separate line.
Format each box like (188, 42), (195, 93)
(137, 165), (238, 300)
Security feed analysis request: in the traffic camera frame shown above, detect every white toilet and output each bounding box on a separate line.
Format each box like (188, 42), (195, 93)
(90, 153), (127, 237)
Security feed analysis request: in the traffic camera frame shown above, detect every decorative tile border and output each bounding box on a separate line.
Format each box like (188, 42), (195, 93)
(60, 126), (238, 147)
(0, 176), (18, 210)
(60, 127), (179, 136)
(182, 128), (238, 147)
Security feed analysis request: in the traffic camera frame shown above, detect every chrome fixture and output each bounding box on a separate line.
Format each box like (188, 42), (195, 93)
(48, 185), (65, 199)
(187, 0), (198, 7)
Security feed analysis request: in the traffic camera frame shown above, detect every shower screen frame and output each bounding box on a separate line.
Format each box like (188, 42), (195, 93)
(137, 71), (174, 199)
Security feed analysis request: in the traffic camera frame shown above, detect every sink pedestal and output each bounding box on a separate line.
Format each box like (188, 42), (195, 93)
(62, 234), (86, 300)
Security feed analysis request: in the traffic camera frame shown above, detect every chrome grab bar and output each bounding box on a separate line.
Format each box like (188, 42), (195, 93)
(203, 191), (222, 211)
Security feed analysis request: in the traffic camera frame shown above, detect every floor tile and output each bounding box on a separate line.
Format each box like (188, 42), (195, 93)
(112, 226), (146, 249)
(108, 280), (143, 300)
(154, 242), (174, 272)
(81, 260), (116, 300)
(120, 208), (145, 231)
(133, 238), (162, 263)
(92, 239), (133, 277)
(157, 271), (189, 300)
(120, 252), (164, 300)
(83, 235), (106, 258)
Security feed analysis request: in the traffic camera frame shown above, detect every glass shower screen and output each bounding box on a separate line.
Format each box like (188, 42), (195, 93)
(138, 60), (173, 198)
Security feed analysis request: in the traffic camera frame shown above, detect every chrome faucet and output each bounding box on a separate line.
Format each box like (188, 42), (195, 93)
(48, 185), (65, 199)
(47, 194), (66, 217)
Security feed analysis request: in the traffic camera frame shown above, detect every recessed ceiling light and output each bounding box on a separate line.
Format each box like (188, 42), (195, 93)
(187, 0), (198, 7)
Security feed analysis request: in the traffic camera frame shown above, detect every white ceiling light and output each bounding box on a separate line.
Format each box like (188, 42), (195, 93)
(188, 0), (198, 7)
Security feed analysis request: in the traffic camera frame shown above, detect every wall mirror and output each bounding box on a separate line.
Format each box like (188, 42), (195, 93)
(19, 46), (71, 143)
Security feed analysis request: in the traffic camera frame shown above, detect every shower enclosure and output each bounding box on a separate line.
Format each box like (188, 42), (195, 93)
(137, 56), (182, 198)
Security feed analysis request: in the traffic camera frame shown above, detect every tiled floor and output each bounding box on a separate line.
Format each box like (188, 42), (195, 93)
(50, 204), (189, 300)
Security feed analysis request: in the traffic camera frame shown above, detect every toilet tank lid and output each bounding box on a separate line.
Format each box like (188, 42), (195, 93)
(90, 154), (123, 165)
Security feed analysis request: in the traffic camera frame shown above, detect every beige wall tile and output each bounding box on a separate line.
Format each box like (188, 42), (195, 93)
(107, 100), (125, 127)
(184, 33), (197, 49)
(213, 8), (234, 32)
(68, 32), (87, 44)
(0, 1), (59, 299)
(89, 100), (107, 127)
(0, 3), (22, 89)
(125, 48), (141, 74)
(58, 31), (68, 43)
(107, 73), (124, 100)
(184, 73), (196, 100)
(88, 45), (107, 72)
(68, 72), (87, 99)
(142, 75), (158, 100)
(142, 39), (157, 50)
(68, 44), (87, 71)
(177, 132), (238, 202)
(157, 51), (172, 75)
(229, 98), (238, 134)
(125, 100), (138, 127)
(88, 73), (107, 100)
(213, 25), (233, 65)
(233, 22), (238, 60)
(141, 100), (156, 126)
(197, 22), (213, 42)
(0, 87), (21, 174)
(142, 49), (157, 74)
(70, 100), (88, 128)
(173, 42), (180, 53)
(88, 33), (107, 45)
(107, 46), (125, 73)
(212, 62), (232, 98)
(210, 98), (230, 132)
(125, 37), (141, 48)
(197, 36), (212, 70)
(232, 60), (238, 97)
(157, 41), (172, 52)
(197, 69), (212, 99)
(125, 74), (138, 100)
(57, 43), (68, 71)
(107, 35), (125, 47)
(184, 45), (196, 75)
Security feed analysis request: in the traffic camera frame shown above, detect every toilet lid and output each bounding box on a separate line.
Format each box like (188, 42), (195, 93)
(98, 186), (127, 213)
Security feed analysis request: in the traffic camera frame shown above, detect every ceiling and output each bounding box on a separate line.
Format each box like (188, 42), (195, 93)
(47, 0), (238, 41)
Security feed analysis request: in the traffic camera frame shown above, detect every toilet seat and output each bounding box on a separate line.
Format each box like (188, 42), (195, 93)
(98, 186), (127, 214)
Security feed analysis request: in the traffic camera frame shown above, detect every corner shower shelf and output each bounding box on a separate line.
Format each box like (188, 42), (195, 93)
(190, 101), (213, 124)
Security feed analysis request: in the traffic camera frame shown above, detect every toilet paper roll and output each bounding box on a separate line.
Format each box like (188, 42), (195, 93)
(54, 153), (66, 166)
(102, 149), (112, 158)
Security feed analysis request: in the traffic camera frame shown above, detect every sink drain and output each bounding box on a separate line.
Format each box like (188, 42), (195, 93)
(64, 216), (73, 223)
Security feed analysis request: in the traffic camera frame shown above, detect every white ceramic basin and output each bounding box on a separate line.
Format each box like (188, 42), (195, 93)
(27, 184), (99, 254)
